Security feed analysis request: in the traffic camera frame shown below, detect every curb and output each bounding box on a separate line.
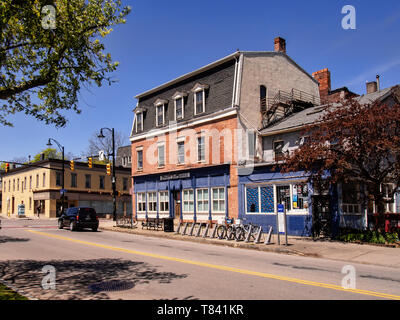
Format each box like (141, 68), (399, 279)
(0, 279), (37, 300)
(99, 226), (321, 259)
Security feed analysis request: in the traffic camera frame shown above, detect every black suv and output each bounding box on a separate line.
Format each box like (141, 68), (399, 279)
(58, 207), (99, 232)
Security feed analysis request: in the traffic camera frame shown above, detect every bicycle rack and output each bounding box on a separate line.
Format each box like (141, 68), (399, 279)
(175, 223), (182, 234)
(202, 224), (210, 238)
(254, 226), (263, 244)
(211, 225), (218, 238)
(189, 223), (196, 236)
(244, 225), (253, 243)
(181, 222), (189, 235)
(264, 226), (273, 245)
(195, 223), (203, 237)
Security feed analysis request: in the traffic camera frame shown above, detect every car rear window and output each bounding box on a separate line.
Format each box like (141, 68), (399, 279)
(79, 208), (97, 219)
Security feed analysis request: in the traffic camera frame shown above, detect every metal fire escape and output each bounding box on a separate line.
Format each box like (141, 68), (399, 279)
(261, 89), (321, 128)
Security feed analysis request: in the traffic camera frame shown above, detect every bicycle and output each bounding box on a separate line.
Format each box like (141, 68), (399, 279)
(234, 219), (261, 241)
(216, 218), (235, 240)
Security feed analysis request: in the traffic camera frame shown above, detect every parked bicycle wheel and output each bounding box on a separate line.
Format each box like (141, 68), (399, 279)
(216, 225), (227, 239)
(235, 226), (245, 241)
(226, 225), (236, 240)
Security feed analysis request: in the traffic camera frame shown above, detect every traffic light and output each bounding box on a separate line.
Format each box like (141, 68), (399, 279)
(5, 163), (9, 173)
(70, 160), (75, 171)
(106, 163), (111, 176)
(88, 157), (93, 168)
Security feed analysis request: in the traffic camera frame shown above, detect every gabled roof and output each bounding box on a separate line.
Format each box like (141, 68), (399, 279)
(260, 85), (398, 136)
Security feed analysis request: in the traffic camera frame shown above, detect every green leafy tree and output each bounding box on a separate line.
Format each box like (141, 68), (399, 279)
(0, 0), (131, 127)
(32, 147), (61, 161)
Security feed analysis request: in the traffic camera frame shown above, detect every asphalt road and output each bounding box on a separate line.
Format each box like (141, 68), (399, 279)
(1, 218), (400, 300)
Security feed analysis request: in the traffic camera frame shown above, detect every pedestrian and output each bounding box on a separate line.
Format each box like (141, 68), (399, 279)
(37, 206), (41, 218)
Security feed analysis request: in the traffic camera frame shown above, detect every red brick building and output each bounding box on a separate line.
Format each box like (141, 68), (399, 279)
(130, 37), (320, 224)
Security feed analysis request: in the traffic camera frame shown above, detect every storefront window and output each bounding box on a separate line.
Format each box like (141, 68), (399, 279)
(137, 193), (146, 213)
(292, 183), (309, 210)
(159, 191), (169, 213)
(183, 189), (194, 213)
(212, 187), (225, 213)
(196, 189), (209, 213)
(246, 185), (275, 214)
(246, 187), (259, 213)
(276, 185), (291, 211)
(147, 192), (157, 212)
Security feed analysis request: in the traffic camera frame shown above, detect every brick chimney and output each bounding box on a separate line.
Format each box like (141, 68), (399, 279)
(274, 37), (286, 53)
(366, 81), (378, 94)
(312, 68), (331, 101)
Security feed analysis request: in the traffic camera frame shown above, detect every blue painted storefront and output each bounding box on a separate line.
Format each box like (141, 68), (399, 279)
(133, 164), (230, 221)
(238, 166), (340, 237)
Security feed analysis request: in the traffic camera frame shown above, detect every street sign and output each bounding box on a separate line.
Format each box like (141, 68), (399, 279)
(277, 204), (285, 234)
(60, 189), (67, 195)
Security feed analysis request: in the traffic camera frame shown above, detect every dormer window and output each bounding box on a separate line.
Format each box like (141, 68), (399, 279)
(133, 106), (146, 133)
(191, 83), (209, 115)
(172, 91), (187, 121)
(154, 99), (168, 127)
(136, 112), (143, 132)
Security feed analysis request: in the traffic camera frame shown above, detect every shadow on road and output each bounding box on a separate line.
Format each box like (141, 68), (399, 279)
(0, 258), (187, 300)
(0, 236), (30, 244)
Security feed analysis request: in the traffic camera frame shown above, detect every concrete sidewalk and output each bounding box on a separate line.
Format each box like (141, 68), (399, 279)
(99, 219), (400, 269)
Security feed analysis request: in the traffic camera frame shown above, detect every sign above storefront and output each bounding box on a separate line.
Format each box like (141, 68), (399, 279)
(160, 172), (190, 181)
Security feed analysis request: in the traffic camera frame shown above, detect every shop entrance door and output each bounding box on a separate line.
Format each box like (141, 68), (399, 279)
(312, 195), (331, 238)
(173, 191), (181, 219)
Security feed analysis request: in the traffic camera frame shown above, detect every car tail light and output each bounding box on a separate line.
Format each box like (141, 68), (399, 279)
(76, 215), (79, 221)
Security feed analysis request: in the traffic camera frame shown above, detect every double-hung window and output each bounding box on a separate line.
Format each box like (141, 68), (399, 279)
(56, 172), (62, 186)
(158, 144), (165, 167)
(137, 193), (146, 213)
(183, 189), (194, 213)
(195, 91), (205, 115)
(212, 187), (225, 213)
(136, 112), (143, 132)
(191, 83), (208, 115)
(137, 148), (143, 170)
(159, 191), (169, 213)
(85, 174), (91, 189)
(147, 192), (157, 212)
(175, 97), (184, 120)
(196, 188), (209, 213)
(197, 136), (205, 162)
(71, 173), (77, 188)
(177, 141), (185, 164)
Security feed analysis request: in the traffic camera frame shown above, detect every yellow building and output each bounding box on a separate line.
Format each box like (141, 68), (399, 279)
(1, 159), (132, 218)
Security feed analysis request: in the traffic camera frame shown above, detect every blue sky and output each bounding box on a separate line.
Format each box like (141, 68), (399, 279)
(1, 0), (400, 162)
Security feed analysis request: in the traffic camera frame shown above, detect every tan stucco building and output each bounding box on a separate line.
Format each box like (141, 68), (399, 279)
(1, 159), (132, 218)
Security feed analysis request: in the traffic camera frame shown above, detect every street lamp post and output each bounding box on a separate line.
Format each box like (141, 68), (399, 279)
(47, 138), (65, 217)
(98, 127), (117, 221)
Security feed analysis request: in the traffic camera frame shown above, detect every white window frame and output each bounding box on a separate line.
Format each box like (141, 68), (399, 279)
(137, 193), (146, 213)
(211, 187), (225, 214)
(194, 89), (205, 115)
(183, 189), (194, 213)
(136, 147), (143, 171)
(177, 140), (185, 165)
(196, 188), (209, 213)
(174, 96), (184, 121)
(156, 103), (166, 127)
(135, 112), (143, 132)
(147, 192), (157, 213)
(197, 136), (205, 163)
(157, 143), (165, 167)
(159, 191), (169, 213)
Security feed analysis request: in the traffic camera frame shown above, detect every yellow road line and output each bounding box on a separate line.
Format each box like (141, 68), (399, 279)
(27, 229), (400, 300)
